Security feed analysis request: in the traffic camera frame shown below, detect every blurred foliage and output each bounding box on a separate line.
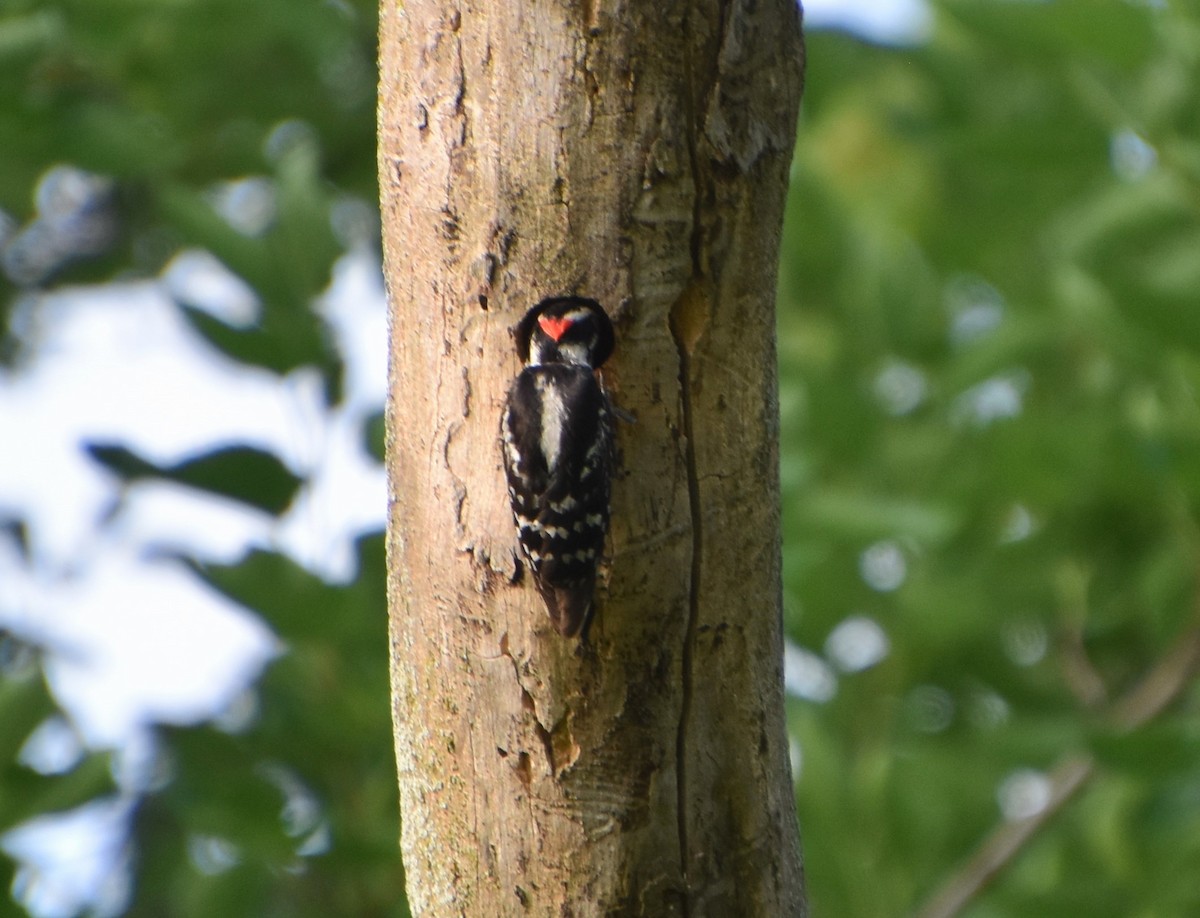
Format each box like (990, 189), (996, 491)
(125, 536), (403, 918)
(0, 0), (375, 385)
(0, 0), (405, 916)
(0, 642), (116, 838)
(779, 1), (1200, 915)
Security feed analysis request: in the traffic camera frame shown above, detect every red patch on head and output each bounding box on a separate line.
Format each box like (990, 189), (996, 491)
(538, 315), (574, 341)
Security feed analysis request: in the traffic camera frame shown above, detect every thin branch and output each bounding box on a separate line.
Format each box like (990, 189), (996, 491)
(914, 754), (1093, 918)
(914, 619), (1200, 918)
(1109, 621), (1200, 730)
(1059, 620), (1108, 710)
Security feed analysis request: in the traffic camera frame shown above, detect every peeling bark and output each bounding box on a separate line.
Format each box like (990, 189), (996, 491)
(380, 1), (805, 914)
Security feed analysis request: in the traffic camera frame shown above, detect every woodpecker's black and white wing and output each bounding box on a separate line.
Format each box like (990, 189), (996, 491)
(502, 364), (613, 638)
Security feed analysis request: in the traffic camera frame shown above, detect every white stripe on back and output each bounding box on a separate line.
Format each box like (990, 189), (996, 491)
(535, 375), (567, 473)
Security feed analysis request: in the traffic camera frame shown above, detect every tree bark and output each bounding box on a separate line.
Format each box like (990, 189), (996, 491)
(380, 1), (805, 915)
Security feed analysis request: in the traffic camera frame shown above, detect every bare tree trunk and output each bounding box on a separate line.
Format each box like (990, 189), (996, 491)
(380, 1), (805, 915)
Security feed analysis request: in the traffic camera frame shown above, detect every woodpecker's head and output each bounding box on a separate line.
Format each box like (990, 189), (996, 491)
(515, 296), (614, 369)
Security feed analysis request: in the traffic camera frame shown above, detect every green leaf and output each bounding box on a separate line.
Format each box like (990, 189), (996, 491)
(84, 443), (302, 515)
(186, 535), (384, 645)
(0, 753), (116, 829)
(0, 673), (55, 762)
(364, 410), (385, 463)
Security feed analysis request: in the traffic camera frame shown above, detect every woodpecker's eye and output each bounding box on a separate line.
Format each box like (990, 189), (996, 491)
(538, 315), (573, 341)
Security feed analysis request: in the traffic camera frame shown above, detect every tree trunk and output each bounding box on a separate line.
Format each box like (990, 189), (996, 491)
(380, 1), (805, 915)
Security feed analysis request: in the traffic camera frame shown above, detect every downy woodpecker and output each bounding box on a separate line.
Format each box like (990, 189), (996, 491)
(501, 296), (616, 639)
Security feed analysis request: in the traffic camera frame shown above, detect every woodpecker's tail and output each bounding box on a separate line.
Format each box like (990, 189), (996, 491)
(536, 580), (595, 640)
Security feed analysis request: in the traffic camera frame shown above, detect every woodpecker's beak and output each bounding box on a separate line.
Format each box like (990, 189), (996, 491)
(538, 315), (573, 341)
